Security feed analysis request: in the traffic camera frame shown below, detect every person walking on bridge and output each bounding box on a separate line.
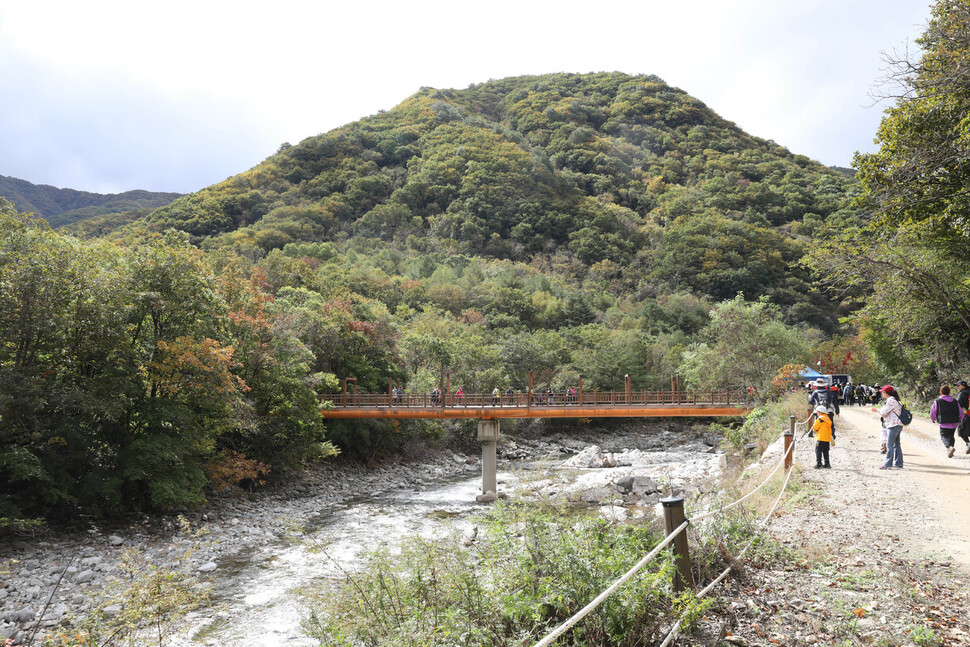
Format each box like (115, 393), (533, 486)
(930, 384), (963, 458)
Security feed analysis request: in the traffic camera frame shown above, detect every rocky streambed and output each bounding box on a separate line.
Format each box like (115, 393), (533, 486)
(0, 422), (724, 646)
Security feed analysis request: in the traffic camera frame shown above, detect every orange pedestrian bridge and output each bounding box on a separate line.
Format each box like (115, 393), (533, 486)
(322, 378), (750, 421)
(321, 377), (752, 501)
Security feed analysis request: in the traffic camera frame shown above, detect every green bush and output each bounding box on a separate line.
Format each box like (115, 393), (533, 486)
(303, 501), (694, 646)
(718, 391), (808, 450)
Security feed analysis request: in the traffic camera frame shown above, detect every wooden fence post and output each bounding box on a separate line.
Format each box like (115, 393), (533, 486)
(661, 496), (694, 591)
(785, 416), (795, 470)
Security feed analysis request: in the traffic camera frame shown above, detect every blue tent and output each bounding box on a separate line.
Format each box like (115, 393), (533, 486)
(798, 367), (825, 380)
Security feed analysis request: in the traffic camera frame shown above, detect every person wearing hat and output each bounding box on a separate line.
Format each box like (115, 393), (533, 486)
(955, 380), (970, 453)
(809, 378), (840, 439)
(810, 404), (834, 468)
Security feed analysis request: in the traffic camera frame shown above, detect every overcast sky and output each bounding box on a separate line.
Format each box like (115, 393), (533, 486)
(0, 1), (932, 195)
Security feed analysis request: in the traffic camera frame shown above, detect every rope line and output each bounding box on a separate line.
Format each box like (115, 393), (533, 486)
(531, 434), (798, 647)
(531, 520), (690, 647)
(691, 439), (792, 522)
(659, 453), (797, 647)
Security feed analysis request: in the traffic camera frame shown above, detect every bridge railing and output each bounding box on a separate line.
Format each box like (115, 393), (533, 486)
(329, 388), (748, 408)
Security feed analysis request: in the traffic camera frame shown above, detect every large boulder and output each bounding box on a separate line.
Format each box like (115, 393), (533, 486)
(563, 445), (620, 468)
(614, 475), (659, 497)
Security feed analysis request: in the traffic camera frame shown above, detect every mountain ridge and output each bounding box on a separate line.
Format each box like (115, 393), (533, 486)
(0, 174), (181, 228)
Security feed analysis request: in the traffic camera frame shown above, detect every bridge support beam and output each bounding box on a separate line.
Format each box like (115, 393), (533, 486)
(476, 419), (500, 502)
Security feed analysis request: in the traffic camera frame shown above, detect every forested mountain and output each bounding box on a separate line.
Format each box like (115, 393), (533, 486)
(146, 72), (860, 332)
(0, 174), (180, 228)
(2, 73), (873, 520)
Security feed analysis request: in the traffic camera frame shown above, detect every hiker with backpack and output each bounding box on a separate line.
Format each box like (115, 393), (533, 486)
(955, 380), (970, 453)
(930, 384), (964, 458)
(809, 378), (840, 440)
(875, 385), (905, 469)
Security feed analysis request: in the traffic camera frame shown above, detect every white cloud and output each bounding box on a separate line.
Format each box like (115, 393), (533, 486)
(0, 0), (932, 192)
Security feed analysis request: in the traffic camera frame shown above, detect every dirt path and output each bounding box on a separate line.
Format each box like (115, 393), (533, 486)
(835, 405), (970, 572)
(707, 405), (970, 645)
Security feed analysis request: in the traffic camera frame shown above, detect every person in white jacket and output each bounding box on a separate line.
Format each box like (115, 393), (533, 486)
(876, 385), (904, 469)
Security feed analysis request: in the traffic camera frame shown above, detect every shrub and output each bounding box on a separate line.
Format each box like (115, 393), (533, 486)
(303, 500), (687, 646)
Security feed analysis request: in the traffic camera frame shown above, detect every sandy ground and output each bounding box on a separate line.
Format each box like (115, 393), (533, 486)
(833, 405), (970, 573)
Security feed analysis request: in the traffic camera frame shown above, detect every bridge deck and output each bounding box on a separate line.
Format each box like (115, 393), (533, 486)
(322, 388), (749, 419)
(321, 404), (747, 419)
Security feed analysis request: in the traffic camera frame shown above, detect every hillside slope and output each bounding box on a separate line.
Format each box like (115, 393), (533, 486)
(144, 73), (858, 331)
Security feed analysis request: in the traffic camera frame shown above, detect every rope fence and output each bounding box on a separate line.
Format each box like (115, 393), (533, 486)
(659, 412), (819, 645)
(658, 441), (797, 647)
(531, 520), (690, 647)
(691, 439), (790, 522)
(531, 430), (800, 647)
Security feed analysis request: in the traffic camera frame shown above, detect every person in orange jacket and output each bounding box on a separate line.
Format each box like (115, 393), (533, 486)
(811, 404), (833, 469)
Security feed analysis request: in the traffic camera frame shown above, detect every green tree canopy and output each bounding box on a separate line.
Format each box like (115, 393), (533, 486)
(809, 0), (970, 391)
(679, 295), (812, 393)
(854, 0), (970, 243)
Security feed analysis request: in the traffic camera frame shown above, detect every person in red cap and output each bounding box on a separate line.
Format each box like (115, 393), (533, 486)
(875, 385), (904, 469)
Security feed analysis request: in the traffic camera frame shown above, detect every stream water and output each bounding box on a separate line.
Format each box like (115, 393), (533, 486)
(0, 426), (725, 647)
(179, 439), (722, 645)
(184, 471), (498, 646)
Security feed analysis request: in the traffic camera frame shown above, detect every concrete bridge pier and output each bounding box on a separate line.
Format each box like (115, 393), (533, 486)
(476, 419), (501, 502)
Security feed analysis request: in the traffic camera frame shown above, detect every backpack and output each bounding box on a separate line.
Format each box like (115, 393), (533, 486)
(810, 389), (834, 413)
(935, 397), (960, 425)
(899, 403), (913, 426)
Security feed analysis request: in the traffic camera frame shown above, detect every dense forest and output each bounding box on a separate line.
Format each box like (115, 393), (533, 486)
(146, 73), (860, 332)
(7, 63), (939, 522)
(0, 174), (180, 228)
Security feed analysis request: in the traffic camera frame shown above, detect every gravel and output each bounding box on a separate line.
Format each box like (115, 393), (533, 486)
(690, 407), (970, 646)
